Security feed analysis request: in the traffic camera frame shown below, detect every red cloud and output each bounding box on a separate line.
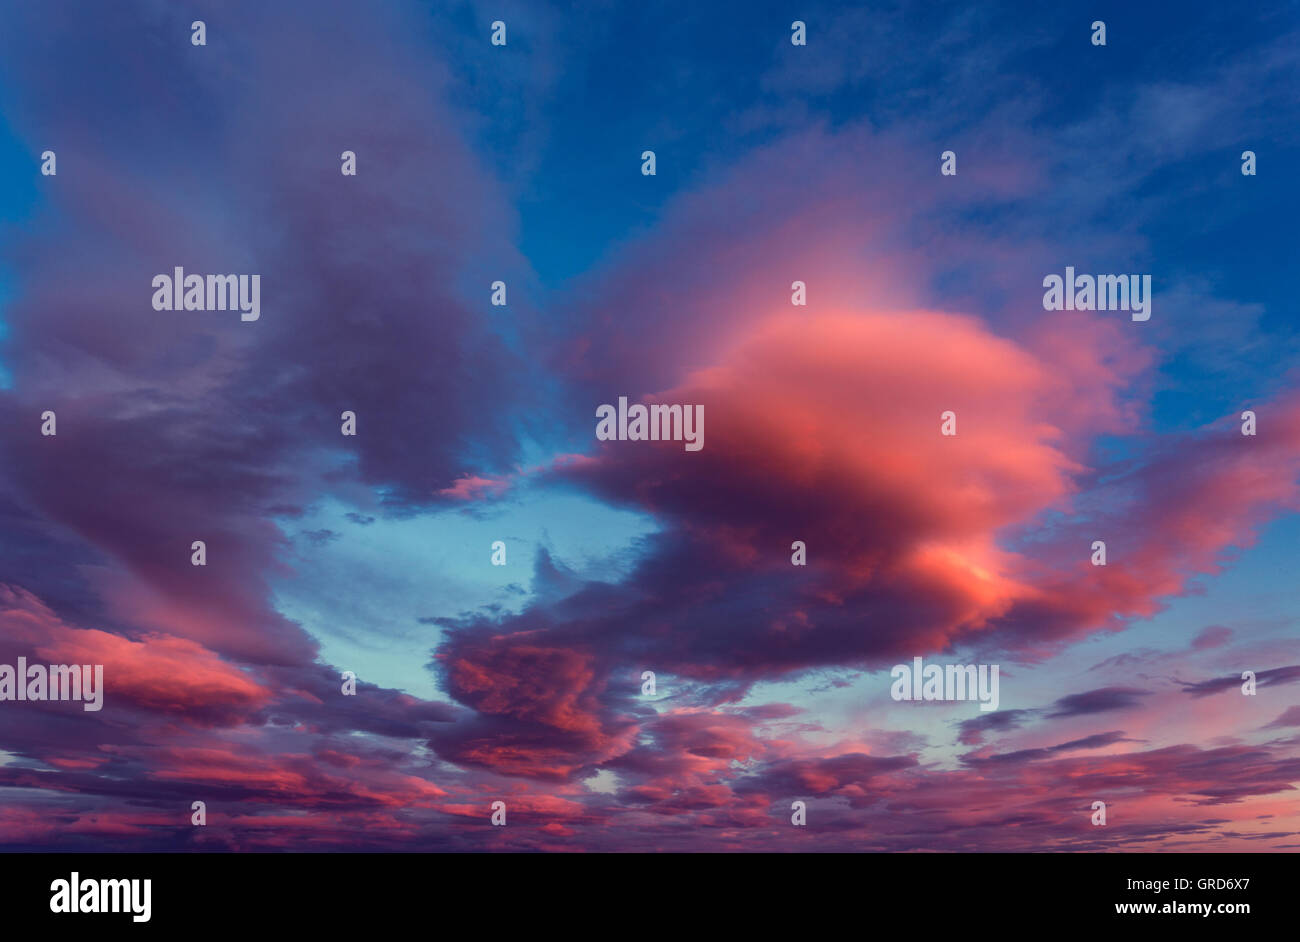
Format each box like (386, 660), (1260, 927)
(0, 585), (270, 724)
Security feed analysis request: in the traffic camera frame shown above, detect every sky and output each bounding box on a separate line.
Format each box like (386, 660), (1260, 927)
(0, 0), (1297, 851)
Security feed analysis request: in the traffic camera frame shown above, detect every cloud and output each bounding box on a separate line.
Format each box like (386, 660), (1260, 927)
(1191, 625), (1234, 651)
(1179, 666), (1300, 698)
(1046, 687), (1152, 718)
(966, 731), (1137, 765)
(956, 708), (1035, 745)
(0, 585), (270, 725)
(1265, 706), (1300, 729)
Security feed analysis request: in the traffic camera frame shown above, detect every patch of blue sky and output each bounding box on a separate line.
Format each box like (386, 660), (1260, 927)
(270, 485), (658, 700)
